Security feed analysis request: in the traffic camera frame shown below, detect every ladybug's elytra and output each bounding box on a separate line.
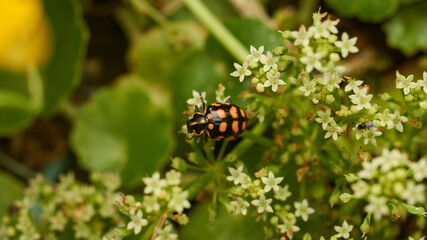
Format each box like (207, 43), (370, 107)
(187, 97), (249, 143)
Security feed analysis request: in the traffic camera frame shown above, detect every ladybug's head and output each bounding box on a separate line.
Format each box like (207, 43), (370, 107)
(187, 112), (207, 136)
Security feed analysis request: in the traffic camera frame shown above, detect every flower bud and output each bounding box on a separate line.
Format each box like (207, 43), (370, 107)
(344, 173), (359, 182)
(256, 83), (265, 93)
(329, 53), (340, 62)
(251, 77), (259, 84)
(171, 157), (188, 171)
(325, 94), (335, 104)
(360, 213), (371, 236)
(339, 193), (352, 203)
(273, 46), (288, 56)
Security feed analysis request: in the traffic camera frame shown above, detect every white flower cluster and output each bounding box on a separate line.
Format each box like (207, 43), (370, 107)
(396, 71), (427, 109)
(340, 149), (427, 221)
(230, 45), (286, 93)
(119, 170), (189, 237)
(226, 165), (315, 239)
(0, 172), (124, 240)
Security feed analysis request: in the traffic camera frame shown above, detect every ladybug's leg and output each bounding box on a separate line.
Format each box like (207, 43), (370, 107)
(204, 133), (208, 143)
(224, 96), (231, 103)
(195, 135), (202, 143)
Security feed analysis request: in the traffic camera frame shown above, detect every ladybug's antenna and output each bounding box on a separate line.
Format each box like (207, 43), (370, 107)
(195, 105), (201, 113)
(200, 95), (206, 112)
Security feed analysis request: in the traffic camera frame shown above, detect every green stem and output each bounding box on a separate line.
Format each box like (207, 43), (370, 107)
(216, 141), (229, 161)
(182, 0), (249, 62)
(141, 222), (157, 240)
(186, 172), (215, 199)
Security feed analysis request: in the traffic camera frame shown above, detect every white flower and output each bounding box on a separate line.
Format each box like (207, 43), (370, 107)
(165, 170), (181, 186)
(358, 161), (379, 180)
(155, 225), (178, 240)
(376, 108), (394, 129)
(419, 71), (427, 93)
(240, 174), (252, 189)
(292, 25), (312, 46)
(351, 180), (369, 198)
(245, 45), (265, 62)
(299, 77), (317, 96)
(264, 71), (286, 92)
(323, 19), (339, 34)
(251, 195), (273, 213)
(396, 71), (417, 95)
(345, 79), (363, 92)
(230, 62), (251, 82)
(315, 109), (333, 130)
(143, 195), (160, 213)
(360, 127), (382, 146)
(227, 165), (245, 185)
(324, 121), (343, 141)
(374, 148), (407, 172)
(186, 90), (206, 108)
(309, 21), (330, 39)
(127, 210), (148, 234)
(294, 199), (315, 222)
(349, 87), (373, 110)
(321, 72), (342, 92)
(401, 181), (425, 205)
(167, 187), (191, 213)
(277, 216), (300, 239)
(260, 51), (279, 72)
(391, 109), (408, 132)
(228, 197), (250, 215)
(300, 47), (323, 73)
(364, 195), (389, 221)
(334, 220), (353, 239)
(261, 171), (284, 192)
(410, 158), (427, 182)
(334, 32), (358, 58)
(143, 172), (167, 196)
(274, 185), (292, 201)
(409, 236), (426, 240)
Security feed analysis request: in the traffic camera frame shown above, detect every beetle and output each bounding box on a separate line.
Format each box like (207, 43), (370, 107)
(357, 121), (375, 130)
(187, 97), (249, 143)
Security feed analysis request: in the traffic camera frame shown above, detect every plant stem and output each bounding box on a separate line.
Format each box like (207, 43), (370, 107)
(216, 141), (229, 161)
(182, 0), (249, 62)
(186, 172), (215, 199)
(130, 0), (170, 30)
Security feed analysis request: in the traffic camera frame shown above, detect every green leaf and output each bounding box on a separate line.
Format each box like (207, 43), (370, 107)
(383, 1), (427, 56)
(42, 0), (88, 114)
(71, 75), (174, 186)
(0, 68), (43, 136)
(0, 172), (23, 218)
(326, 0), (399, 22)
(180, 204), (263, 240)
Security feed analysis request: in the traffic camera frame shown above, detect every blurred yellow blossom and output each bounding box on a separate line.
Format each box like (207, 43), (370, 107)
(0, 0), (51, 72)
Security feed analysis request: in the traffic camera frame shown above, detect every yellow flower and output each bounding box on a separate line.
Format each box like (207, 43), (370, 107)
(0, 0), (51, 72)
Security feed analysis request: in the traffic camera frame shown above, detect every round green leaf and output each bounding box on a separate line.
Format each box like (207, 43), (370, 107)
(326, 0), (399, 22)
(383, 1), (427, 56)
(42, 0), (88, 114)
(71, 75), (174, 186)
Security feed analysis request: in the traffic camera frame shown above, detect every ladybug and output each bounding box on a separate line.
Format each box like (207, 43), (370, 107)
(187, 97), (249, 143)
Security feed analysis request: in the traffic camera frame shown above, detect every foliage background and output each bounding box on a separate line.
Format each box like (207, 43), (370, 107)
(0, 0), (426, 239)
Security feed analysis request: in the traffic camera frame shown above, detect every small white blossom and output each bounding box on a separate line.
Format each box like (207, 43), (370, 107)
(400, 181), (425, 205)
(230, 62), (251, 82)
(227, 165), (245, 185)
(251, 195), (273, 213)
(374, 148), (407, 172)
(264, 71), (286, 92)
(186, 90), (206, 108)
(292, 25), (312, 46)
(294, 199), (315, 221)
(364, 195), (389, 221)
(391, 109), (408, 132)
(345, 79), (363, 92)
(143, 172), (167, 196)
(228, 197), (250, 215)
(168, 187), (191, 213)
(324, 121), (343, 141)
(299, 77), (317, 96)
(358, 161), (379, 180)
(334, 32), (358, 58)
(300, 47), (323, 73)
(321, 72), (342, 92)
(309, 20), (330, 39)
(410, 158), (427, 182)
(274, 185), (292, 201)
(396, 71), (417, 95)
(261, 171), (284, 192)
(245, 45), (265, 62)
(127, 210), (148, 235)
(334, 220), (353, 239)
(349, 87), (373, 110)
(277, 216), (300, 239)
(351, 180), (369, 198)
(260, 51), (279, 72)
(155, 225), (178, 240)
(419, 71), (427, 93)
(315, 109), (333, 130)
(165, 170), (181, 186)
(143, 195), (160, 213)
